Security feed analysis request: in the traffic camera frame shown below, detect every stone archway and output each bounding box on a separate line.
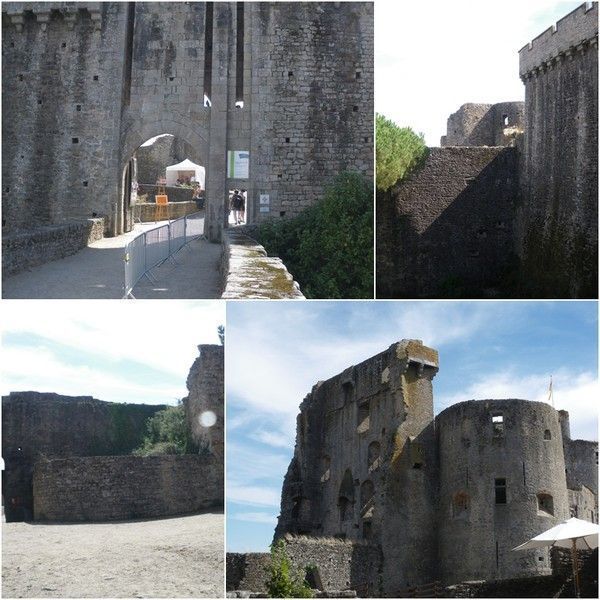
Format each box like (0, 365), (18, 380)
(118, 119), (210, 235)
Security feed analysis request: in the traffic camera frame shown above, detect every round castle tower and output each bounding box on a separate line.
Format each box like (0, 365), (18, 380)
(436, 399), (569, 584)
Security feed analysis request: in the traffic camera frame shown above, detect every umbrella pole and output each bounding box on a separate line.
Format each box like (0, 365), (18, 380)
(571, 538), (580, 599)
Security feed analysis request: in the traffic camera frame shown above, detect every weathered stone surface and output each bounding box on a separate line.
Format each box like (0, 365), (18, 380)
(377, 147), (519, 298)
(2, 218), (105, 278)
(267, 340), (597, 594)
(33, 454), (222, 521)
(2, 345), (224, 523)
(184, 344), (224, 469)
(226, 537), (381, 596)
(2, 2), (373, 258)
(135, 200), (198, 222)
(441, 102), (524, 147)
(517, 3), (598, 298)
(221, 229), (304, 299)
(377, 4), (598, 300)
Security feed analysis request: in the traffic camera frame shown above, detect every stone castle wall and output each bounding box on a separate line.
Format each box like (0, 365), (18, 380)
(135, 135), (198, 186)
(1, 391), (166, 522)
(271, 341), (597, 592)
(247, 3), (374, 222)
(517, 2), (598, 298)
(441, 102), (524, 147)
(436, 399), (569, 584)
(2, 2), (373, 258)
(275, 340), (439, 594)
(376, 147), (519, 298)
(33, 454), (222, 521)
(1, 217), (104, 278)
(226, 537), (382, 596)
(2, 3), (127, 233)
(184, 344), (224, 470)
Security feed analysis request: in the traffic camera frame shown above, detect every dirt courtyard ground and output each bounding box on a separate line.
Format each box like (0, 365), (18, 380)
(1, 511), (224, 598)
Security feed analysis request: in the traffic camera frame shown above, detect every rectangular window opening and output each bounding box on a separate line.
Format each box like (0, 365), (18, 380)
(492, 413), (504, 435)
(495, 478), (507, 504)
(203, 2), (214, 107)
(357, 400), (370, 433)
(502, 114), (509, 126)
(235, 2), (244, 105)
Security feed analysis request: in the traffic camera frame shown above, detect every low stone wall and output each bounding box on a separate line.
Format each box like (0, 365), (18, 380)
(221, 229), (304, 299)
(2, 218), (105, 278)
(33, 454), (223, 522)
(226, 553), (271, 593)
(138, 184), (194, 203)
(226, 537), (381, 596)
(135, 201), (199, 222)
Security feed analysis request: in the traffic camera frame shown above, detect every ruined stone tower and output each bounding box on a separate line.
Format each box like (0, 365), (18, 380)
(274, 340), (598, 593)
(2, 2), (373, 251)
(275, 340), (440, 594)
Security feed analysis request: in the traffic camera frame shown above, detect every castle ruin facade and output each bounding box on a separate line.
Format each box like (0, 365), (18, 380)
(2, 2), (373, 273)
(273, 340), (598, 595)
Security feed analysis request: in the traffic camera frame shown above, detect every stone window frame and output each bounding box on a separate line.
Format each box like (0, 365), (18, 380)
(544, 429), (552, 440)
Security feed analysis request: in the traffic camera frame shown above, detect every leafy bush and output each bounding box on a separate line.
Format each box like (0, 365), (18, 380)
(265, 540), (313, 598)
(255, 172), (373, 299)
(133, 404), (197, 456)
(376, 113), (428, 191)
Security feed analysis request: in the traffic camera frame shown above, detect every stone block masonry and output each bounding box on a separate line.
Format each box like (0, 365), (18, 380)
(33, 454), (222, 521)
(226, 537), (382, 596)
(220, 229), (305, 299)
(2, 1), (373, 270)
(2, 218), (105, 278)
(184, 344), (225, 475)
(517, 2), (598, 298)
(377, 147), (519, 298)
(272, 340), (597, 594)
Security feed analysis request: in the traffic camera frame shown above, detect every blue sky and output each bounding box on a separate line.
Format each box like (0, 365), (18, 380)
(227, 301), (598, 552)
(376, 1), (582, 145)
(1, 300), (224, 406)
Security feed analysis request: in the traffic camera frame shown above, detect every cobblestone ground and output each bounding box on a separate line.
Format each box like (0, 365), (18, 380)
(1, 512), (224, 598)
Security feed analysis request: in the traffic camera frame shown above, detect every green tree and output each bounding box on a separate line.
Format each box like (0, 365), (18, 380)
(265, 540), (313, 598)
(255, 171), (373, 299)
(376, 113), (428, 191)
(217, 325), (225, 346)
(133, 404), (197, 456)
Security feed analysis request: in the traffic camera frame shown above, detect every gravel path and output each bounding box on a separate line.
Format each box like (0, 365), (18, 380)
(1, 512), (224, 598)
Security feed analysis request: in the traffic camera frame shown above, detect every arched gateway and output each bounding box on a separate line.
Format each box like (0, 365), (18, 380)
(2, 2), (373, 246)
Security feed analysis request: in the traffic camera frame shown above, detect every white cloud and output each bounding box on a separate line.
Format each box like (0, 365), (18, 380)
(437, 368), (598, 441)
(376, 1), (581, 145)
(2, 301), (224, 377)
(1, 345), (184, 405)
(227, 484), (281, 508)
(231, 512), (278, 525)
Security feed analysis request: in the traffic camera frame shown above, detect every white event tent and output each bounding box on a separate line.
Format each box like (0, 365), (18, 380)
(165, 159), (205, 188)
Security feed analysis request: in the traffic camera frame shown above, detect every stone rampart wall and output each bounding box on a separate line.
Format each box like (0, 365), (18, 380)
(376, 147), (519, 298)
(33, 454), (222, 521)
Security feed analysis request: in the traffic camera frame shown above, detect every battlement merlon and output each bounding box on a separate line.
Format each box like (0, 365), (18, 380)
(519, 2), (598, 79)
(394, 339), (439, 377)
(2, 2), (102, 31)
